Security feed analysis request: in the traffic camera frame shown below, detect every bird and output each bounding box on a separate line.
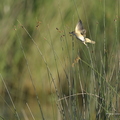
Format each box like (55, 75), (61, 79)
(69, 19), (95, 45)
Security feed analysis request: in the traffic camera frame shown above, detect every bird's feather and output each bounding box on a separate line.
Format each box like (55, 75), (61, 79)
(70, 19), (96, 44)
(75, 20), (86, 37)
(85, 38), (95, 44)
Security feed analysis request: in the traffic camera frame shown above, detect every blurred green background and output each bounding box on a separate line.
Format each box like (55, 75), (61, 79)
(0, 0), (120, 120)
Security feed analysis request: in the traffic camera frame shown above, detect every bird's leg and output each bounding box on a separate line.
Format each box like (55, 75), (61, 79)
(83, 41), (87, 46)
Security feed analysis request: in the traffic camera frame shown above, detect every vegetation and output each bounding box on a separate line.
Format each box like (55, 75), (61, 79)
(0, 0), (120, 120)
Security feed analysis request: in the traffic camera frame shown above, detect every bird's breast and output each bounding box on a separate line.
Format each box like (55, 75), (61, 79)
(76, 33), (85, 42)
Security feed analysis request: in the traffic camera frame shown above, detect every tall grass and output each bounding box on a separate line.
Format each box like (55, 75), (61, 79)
(0, 0), (120, 120)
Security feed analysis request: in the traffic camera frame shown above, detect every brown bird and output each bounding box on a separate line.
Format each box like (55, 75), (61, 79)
(70, 20), (95, 45)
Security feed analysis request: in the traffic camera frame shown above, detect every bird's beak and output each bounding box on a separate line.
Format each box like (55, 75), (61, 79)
(69, 31), (74, 35)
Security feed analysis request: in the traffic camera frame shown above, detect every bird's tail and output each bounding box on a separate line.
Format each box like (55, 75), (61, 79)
(85, 38), (95, 44)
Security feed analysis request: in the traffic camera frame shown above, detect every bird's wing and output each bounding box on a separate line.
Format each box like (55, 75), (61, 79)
(75, 20), (86, 37)
(82, 29), (86, 37)
(75, 20), (84, 33)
